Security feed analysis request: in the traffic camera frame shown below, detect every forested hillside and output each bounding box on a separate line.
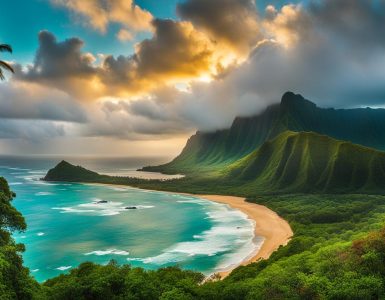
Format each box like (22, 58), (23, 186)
(143, 92), (385, 174)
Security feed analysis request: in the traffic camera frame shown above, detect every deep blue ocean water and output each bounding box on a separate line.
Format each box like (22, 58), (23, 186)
(0, 156), (262, 282)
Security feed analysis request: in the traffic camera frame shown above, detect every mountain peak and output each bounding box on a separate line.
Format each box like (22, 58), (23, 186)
(57, 160), (71, 167)
(43, 160), (100, 182)
(280, 91), (316, 109)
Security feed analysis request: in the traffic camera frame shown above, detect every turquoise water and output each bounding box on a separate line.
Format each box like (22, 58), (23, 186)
(0, 157), (262, 282)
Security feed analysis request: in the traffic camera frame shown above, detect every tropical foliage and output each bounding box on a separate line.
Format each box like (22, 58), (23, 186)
(0, 44), (14, 80)
(29, 194), (385, 299)
(0, 177), (39, 299)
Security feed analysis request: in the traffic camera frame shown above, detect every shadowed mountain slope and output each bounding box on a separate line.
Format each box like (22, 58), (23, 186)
(143, 92), (385, 174)
(225, 131), (385, 194)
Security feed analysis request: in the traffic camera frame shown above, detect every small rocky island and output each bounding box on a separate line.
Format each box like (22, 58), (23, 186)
(43, 160), (102, 182)
(42, 160), (159, 188)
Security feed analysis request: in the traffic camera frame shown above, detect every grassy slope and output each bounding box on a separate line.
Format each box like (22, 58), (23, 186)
(141, 103), (281, 174)
(43, 130), (385, 196)
(224, 131), (385, 194)
(15, 141), (385, 298)
(144, 92), (385, 175)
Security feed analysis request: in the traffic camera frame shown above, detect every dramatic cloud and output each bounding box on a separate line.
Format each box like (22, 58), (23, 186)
(99, 0), (385, 133)
(100, 19), (219, 95)
(263, 4), (311, 47)
(309, 0), (385, 50)
(0, 81), (86, 122)
(3, 0), (385, 153)
(51, 0), (153, 36)
(21, 31), (95, 79)
(179, 0), (385, 128)
(81, 89), (195, 139)
(177, 0), (261, 55)
(16, 31), (99, 99)
(17, 20), (234, 98)
(0, 119), (66, 140)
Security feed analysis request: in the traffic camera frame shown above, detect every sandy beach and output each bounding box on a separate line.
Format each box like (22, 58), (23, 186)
(196, 194), (293, 278)
(87, 183), (293, 278)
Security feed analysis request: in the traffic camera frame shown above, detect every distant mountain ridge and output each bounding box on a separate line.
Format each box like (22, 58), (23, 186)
(44, 92), (385, 195)
(143, 92), (385, 173)
(43, 130), (385, 195)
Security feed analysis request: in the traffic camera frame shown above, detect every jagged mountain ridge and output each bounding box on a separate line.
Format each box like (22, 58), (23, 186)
(143, 92), (385, 174)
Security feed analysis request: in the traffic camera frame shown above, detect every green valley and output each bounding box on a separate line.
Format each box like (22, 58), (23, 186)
(5, 92), (385, 299)
(43, 130), (385, 196)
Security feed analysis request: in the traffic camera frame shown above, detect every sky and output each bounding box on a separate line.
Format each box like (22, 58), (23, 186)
(0, 0), (384, 157)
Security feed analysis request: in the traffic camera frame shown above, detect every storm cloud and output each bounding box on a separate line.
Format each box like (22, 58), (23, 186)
(177, 0), (262, 54)
(0, 81), (87, 122)
(17, 19), (235, 98)
(2, 0), (385, 151)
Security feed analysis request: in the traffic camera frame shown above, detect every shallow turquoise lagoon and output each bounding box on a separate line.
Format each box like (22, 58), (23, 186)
(0, 158), (261, 282)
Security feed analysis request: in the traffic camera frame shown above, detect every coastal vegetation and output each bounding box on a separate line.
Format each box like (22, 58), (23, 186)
(0, 177), (39, 299)
(0, 44), (14, 80)
(5, 92), (385, 298)
(4, 175), (385, 298)
(44, 129), (385, 196)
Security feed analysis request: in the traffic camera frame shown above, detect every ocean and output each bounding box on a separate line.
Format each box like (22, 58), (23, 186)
(0, 156), (262, 282)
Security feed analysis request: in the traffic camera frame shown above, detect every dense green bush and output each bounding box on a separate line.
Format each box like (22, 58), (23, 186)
(0, 177), (39, 299)
(40, 194), (385, 299)
(3, 175), (385, 299)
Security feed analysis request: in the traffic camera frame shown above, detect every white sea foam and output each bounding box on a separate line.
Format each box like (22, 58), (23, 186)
(9, 182), (23, 185)
(85, 249), (130, 256)
(52, 200), (154, 216)
(35, 192), (54, 196)
(8, 167), (31, 171)
(37, 232), (45, 236)
(136, 205), (155, 209)
(20, 235), (27, 239)
(56, 266), (72, 271)
(112, 187), (128, 191)
(52, 207), (96, 214)
(32, 181), (60, 186)
(127, 201), (261, 273)
(28, 170), (46, 174)
(31, 269), (39, 273)
(177, 199), (208, 205)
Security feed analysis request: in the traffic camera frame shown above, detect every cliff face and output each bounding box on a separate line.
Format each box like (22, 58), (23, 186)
(143, 92), (385, 174)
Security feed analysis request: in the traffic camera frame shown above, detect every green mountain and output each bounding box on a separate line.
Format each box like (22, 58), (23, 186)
(44, 160), (102, 182)
(43, 131), (385, 195)
(143, 92), (385, 174)
(224, 131), (385, 194)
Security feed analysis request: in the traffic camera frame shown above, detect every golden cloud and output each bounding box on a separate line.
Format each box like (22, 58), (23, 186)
(19, 1), (315, 102)
(263, 4), (311, 48)
(52, 0), (153, 34)
(17, 19), (245, 99)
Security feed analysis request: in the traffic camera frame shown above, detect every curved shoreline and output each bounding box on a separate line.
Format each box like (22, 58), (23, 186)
(84, 183), (293, 278)
(195, 195), (293, 278)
